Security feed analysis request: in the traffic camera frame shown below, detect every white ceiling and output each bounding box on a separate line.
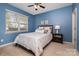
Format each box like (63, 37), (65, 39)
(9, 3), (72, 15)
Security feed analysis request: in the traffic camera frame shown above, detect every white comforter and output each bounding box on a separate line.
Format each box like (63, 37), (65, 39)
(14, 32), (52, 56)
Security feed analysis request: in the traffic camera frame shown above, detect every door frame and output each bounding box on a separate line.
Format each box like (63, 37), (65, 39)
(72, 8), (77, 49)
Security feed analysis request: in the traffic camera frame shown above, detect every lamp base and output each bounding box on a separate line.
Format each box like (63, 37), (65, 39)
(56, 30), (59, 34)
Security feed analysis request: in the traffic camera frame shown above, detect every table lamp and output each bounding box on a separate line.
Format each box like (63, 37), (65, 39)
(55, 25), (60, 34)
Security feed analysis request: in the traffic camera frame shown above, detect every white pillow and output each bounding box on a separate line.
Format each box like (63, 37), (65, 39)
(44, 27), (50, 29)
(39, 27), (44, 30)
(35, 29), (45, 33)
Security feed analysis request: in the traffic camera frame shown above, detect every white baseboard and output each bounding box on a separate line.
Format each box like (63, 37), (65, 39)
(63, 41), (72, 44)
(0, 42), (14, 48)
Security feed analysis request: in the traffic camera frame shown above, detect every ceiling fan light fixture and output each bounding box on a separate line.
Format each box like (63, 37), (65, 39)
(34, 5), (37, 8)
(34, 5), (39, 8)
(28, 3), (45, 11)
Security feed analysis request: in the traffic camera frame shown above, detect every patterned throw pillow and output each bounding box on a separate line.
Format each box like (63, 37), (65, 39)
(44, 30), (48, 33)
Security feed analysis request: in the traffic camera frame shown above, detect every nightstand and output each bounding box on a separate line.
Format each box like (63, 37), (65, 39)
(53, 34), (63, 43)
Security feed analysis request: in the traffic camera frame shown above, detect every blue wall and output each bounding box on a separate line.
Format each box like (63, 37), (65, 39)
(0, 3), (35, 45)
(34, 5), (72, 42)
(73, 3), (79, 51)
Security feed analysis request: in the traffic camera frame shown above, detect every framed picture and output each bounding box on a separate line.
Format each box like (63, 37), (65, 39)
(41, 20), (44, 25)
(45, 20), (49, 25)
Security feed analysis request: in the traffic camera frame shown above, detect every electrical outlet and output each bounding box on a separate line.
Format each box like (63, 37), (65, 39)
(0, 39), (4, 42)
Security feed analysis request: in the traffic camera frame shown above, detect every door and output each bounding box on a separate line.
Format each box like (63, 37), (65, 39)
(72, 8), (77, 49)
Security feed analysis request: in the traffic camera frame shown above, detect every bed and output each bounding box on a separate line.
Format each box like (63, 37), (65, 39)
(14, 25), (53, 56)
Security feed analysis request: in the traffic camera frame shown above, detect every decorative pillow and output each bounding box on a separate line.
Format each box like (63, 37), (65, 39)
(47, 29), (51, 33)
(44, 27), (51, 33)
(44, 30), (48, 33)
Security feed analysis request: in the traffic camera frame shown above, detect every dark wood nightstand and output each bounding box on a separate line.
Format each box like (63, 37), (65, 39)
(53, 34), (63, 43)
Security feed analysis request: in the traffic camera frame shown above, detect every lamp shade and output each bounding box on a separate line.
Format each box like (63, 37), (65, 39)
(55, 25), (60, 29)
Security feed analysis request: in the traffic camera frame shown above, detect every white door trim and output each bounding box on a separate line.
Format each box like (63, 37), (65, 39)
(72, 8), (77, 49)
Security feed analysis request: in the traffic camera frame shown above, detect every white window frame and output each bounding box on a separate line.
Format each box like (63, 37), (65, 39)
(5, 9), (28, 34)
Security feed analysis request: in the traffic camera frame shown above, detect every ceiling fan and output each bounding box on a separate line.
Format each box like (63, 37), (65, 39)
(27, 3), (45, 10)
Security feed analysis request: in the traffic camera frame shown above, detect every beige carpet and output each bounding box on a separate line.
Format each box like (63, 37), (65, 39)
(0, 42), (78, 56)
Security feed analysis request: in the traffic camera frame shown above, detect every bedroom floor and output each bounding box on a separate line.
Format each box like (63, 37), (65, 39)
(0, 42), (78, 56)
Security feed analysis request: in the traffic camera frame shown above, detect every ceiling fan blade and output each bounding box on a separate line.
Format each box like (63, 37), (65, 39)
(28, 5), (34, 7)
(39, 5), (45, 9)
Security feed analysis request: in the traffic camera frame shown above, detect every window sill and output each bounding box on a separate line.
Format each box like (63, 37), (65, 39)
(5, 30), (28, 34)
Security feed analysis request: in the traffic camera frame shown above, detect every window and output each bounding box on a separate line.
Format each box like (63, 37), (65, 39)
(6, 9), (28, 33)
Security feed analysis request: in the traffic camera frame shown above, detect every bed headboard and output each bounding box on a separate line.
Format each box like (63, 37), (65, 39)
(39, 25), (53, 34)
